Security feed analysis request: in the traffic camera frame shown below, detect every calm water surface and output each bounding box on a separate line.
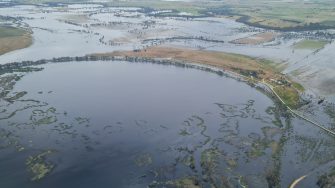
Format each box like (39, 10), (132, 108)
(0, 61), (334, 188)
(0, 61), (279, 187)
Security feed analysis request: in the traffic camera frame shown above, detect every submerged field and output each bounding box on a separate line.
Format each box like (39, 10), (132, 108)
(75, 0), (335, 31)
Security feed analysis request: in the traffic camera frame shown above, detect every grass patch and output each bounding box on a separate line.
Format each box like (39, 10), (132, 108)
(204, 0), (335, 30)
(0, 26), (32, 55)
(26, 150), (55, 181)
(259, 59), (287, 72)
(274, 86), (300, 109)
(293, 39), (328, 50)
(0, 26), (27, 38)
(292, 82), (305, 92)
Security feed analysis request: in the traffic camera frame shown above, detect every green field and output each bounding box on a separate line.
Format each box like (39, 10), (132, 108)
(0, 26), (27, 38)
(219, 0), (335, 30)
(293, 39), (328, 50)
(0, 26), (32, 55)
(103, 0), (335, 30)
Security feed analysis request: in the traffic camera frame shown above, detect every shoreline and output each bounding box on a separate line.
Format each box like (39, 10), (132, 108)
(1, 47), (335, 136)
(94, 47), (303, 109)
(0, 46), (303, 108)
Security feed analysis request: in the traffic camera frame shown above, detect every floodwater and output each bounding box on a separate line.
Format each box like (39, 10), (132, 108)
(0, 61), (276, 187)
(0, 61), (334, 188)
(0, 3), (335, 188)
(0, 4), (335, 97)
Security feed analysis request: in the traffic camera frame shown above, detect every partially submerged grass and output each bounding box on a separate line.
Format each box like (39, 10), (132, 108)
(26, 150), (55, 181)
(317, 167), (335, 187)
(149, 177), (201, 188)
(94, 46), (303, 109)
(292, 82), (305, 92)
(293, 39), (329, 50)
(134, 153), (152, 167)
(258, 59), (287, 72)
(274, 86), (300, 109)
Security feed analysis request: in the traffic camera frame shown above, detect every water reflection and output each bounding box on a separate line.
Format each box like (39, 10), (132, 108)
(0, 61), (333, 187)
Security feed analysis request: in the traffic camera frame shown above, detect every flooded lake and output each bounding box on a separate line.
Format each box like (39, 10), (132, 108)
(0, 61), (334, 187)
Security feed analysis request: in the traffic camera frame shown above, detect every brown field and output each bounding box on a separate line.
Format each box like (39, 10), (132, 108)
(0, 34), (32, 55)
(231, 32), (278, 45)
(96, 46), (280, 80)
(60, 14), (89, 24)
(94, 46), (302, 108)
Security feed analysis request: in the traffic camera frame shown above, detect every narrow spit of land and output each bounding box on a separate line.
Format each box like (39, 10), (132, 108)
(95, 46), (335, 136)
(94, 46), (302, 109)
